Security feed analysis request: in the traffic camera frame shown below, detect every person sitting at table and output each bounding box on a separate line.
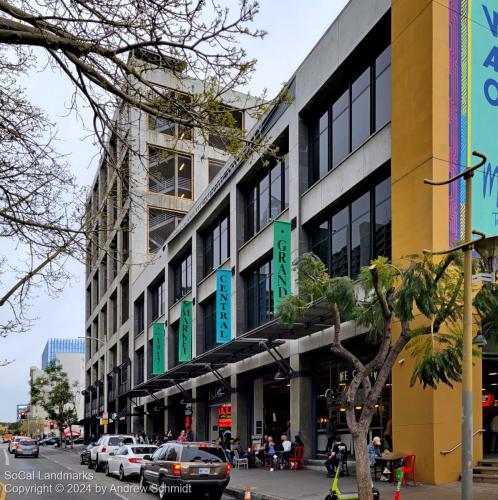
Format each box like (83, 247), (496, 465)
(233, 437), (249, 459)
(265, 436), (278, 467)
(280, 434), (292, 469)
(324, 436), (347, 478)
(291, 434), (304, 453)
(368, 436), (382, 465)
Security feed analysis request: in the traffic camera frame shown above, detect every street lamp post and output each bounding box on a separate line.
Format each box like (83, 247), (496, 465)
(79, 336), (108, 434)
(424, 150), (486, 500)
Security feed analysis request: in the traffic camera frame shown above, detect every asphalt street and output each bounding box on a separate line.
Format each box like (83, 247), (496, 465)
(0, 443), (232, 500)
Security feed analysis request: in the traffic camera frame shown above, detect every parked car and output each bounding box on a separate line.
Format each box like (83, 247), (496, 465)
(106, 445), (158, 480)
(13, 438), (39, 458)
(139, 442), (231, 500)
(80, 443), (97, 465)
(8, 436), (22, 454)
(40, 437), (59, 446)
(89, 434), (136, 471)
(2, 434), (13, 443)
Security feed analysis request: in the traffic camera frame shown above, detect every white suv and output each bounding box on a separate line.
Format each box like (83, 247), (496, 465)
(89, 434), (136, 471)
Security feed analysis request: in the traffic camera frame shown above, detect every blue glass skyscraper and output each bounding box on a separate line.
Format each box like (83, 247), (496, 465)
(41, 338), (86, 369)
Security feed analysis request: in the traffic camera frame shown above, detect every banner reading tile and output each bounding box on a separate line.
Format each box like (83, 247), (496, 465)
(273, 220), (292, 313)
(178, 300), (192, 362)
(152, 322), (165, 375)
(216, 269), (232, 343)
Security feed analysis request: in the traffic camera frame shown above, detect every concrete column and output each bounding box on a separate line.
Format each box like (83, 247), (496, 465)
(289, 354), (314, 459)
(192, 386), (206, 441)
(253, 378), (264, 438)
(230, 374), (249, 447)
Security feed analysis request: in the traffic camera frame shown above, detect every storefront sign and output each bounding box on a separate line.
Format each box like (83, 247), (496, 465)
(482, 394), (495, 407)
(273, 220), (292, 312)
(178, 300), (192, 362)
(450, 0), (498, 241)
(218, 404), (232, 429)
(152, 322), (165, 375)
(216, 269), (232, 343)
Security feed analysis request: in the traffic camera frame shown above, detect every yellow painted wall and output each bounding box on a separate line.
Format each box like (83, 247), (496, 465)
(391, 0), (483, 484)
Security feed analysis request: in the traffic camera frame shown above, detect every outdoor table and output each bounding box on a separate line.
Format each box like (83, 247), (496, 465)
(375, 453), (405, 482)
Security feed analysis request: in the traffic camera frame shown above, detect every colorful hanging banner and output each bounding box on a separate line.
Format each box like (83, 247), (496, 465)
(152, 322), (165, 375)
(449, 0), (498, 242)
(273, 220), (292, 312)
(178, 300), (192, 362)
(216, 269), (232, 343)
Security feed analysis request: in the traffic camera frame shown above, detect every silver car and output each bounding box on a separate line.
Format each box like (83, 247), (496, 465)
(14, 438), (39, 458)
(106, 445), (157, 480)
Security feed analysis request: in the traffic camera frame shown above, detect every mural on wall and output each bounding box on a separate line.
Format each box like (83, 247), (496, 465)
(450, 0), (498, 243)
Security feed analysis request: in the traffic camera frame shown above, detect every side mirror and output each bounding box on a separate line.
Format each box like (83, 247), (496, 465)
(142, 454), (152, 461)
(109, 452), (115, 456)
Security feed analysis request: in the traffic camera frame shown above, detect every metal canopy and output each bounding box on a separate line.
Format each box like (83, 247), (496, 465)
(242, 301), (333, 341)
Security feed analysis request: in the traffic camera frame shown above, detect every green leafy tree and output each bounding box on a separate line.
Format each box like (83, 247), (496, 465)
(278, 252), (476, 500)
(30, 363), (77, 448)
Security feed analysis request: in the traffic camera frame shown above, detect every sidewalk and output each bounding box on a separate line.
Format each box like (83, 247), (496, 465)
(225, 467), (498, 500)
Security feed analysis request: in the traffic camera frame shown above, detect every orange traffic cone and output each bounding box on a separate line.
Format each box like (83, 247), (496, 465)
(244, 485), (251, 500)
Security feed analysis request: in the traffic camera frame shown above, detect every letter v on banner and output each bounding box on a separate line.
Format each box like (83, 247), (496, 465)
(273, 220), (292, 313)
(152, 322), (165, 375)
(178, 300), (192, 362)
(216, 269), (232, 343)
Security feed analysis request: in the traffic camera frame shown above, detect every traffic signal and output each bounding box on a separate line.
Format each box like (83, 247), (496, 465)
(49, 422), (55, 430)
(20, 412), (26, 420)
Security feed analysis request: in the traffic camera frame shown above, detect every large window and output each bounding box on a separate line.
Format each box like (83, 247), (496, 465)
(149, 278), (165, 323)
(148, 89), (192, 141)
(309, 45), (391, 186)
(208, 106), (243, 150)
(246, 259), (273, 331)
(245, 157), (289, 241)
(208, 159), (225, 182)
(173, 251), (192, 301)
(148, 146), (192, 199)
(148, 207), (184, 253)
(203, 296), (216, 353)
(134, 294), (145, 336)
(203, 212), (230, 276)
(110, 291), (118, 334)
(120, 274), (129, 324)
(310, 176), (391, 277)
(134, 347), (145, 385)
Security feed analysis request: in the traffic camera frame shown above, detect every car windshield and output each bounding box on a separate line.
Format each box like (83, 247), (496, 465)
(181, 446), (225, 463)
(131, 447), (156, 455)
(20, 440), (33, 445)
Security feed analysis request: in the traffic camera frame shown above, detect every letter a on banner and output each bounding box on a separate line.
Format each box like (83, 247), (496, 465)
(152, 322), (165, 375)
(216, 269), (232, 343)
(273, 220), (292, 313)
(178, 300), (192, 362)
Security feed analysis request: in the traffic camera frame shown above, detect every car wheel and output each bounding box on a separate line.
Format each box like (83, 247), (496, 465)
(34, 454), (39, 458)
(158, 478), (168, 500)
(95, 455), (102, 472)
(118, 466), (125, 481)
(105, 462), (111, 476)
(14, 454), (18, 459)
(208, 490), (223, 500)
(139, 472), (149, 493)
(88, 458), (94, 469)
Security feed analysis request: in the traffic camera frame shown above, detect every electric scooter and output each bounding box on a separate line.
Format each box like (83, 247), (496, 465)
(325, 465), (380, 500)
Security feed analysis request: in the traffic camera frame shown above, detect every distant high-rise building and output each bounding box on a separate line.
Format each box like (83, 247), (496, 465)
(41, 338), (85, 369)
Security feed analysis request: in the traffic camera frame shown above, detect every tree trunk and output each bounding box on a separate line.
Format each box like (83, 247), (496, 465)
(353, 431), (373, 500)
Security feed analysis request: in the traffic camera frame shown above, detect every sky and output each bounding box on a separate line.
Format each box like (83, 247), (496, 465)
(0, 0), (350, 422)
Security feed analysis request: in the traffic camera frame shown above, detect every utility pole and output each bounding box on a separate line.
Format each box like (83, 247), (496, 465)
(424, 150), (486, 500)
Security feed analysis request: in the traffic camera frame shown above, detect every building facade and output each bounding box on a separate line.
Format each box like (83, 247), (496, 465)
(83, 0), (498, 484)
(42, 338), (85, 369)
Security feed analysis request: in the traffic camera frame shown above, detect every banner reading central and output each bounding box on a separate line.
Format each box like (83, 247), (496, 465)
(216, 269), (231, 343)
(273, 220), (292, 313)
(178, 300), (192, 362)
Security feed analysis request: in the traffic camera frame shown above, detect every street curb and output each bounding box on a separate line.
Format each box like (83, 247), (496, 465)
(224, 486), (290, 500)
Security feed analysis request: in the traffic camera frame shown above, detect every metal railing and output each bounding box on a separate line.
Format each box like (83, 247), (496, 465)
(440, 429), (485, 455)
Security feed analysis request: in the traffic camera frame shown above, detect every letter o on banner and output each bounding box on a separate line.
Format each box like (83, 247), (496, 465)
(484, 78), (498, 106)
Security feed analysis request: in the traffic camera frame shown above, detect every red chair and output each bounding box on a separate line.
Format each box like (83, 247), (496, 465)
(402, 455), (416, 487)
(289, 446), (305, 470)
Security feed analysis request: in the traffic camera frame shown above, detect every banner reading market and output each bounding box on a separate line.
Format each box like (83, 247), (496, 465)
(450, 0), (498, 242)
(178, 300), (192, 362)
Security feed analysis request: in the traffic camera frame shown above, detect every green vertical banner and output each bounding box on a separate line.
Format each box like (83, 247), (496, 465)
(152, 322), (165, 375)
(178, 300), (192, 362)
(273, 220), (292, 313)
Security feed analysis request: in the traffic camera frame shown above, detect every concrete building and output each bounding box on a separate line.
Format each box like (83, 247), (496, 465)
(83, 0), (498, 485)
(42, 338), (85, 369)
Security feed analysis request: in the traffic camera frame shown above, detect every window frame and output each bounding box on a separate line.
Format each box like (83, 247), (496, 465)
(173, 250), (192, 302)
(203, 211), (230, 277)
(147, 206), (185, 254)
(245, 258), (273, 331)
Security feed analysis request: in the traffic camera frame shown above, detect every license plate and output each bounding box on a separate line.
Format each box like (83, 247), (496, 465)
(198, 467), (210, 475)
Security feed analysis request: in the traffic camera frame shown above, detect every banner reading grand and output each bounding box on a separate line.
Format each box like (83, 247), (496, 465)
(152, 322), (165, 375)
(273, 220), (292, 312)
(216, 269), (231, 343)
(178, 300), (192, 362)
(450, 0), (498, 242)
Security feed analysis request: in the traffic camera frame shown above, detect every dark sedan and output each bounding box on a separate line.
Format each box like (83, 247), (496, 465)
(40, 437), (60, 446)
(80, 443), (96, 465)
(14, 438), (39, 458)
